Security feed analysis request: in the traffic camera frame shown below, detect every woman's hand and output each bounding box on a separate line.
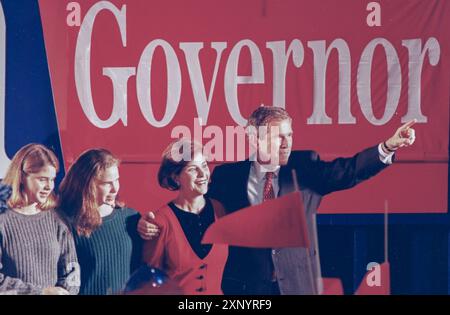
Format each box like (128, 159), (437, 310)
(137, 211), (160, 240)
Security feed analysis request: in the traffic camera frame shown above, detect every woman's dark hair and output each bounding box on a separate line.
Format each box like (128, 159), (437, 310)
(158, 139), (203, 191)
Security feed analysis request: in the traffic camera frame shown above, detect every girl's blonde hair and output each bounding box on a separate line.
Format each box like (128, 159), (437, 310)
(2, 143), (59, 210)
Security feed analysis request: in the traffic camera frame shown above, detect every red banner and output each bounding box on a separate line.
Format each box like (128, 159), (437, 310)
(39, 0), (449, 213)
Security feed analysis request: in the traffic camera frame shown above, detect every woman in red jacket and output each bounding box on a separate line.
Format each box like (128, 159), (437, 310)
(143, 139), (228, 295)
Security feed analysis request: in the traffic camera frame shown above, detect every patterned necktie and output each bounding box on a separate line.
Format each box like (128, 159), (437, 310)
(263, 171), (277, 284)
(263, 172), (275, 201)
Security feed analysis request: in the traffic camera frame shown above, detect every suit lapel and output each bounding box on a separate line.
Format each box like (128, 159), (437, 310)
(234, 160), (252, 210)
(279, 164), (296, 197)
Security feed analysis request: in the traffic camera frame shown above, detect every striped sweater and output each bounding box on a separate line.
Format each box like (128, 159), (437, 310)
(72, 207), (142, 295)
(0, 208), (80, 295)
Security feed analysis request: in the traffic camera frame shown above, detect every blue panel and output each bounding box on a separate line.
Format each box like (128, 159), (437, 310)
(1, 0), (64, 185)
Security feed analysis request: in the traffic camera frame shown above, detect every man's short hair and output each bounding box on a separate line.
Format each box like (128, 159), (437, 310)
(246, 106), (292, 128)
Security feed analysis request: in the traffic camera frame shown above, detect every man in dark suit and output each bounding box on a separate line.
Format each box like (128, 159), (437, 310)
(138, 106), (416, 295)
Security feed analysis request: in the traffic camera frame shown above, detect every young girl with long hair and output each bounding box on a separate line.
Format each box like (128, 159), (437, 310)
(0, 143), (80, 295)
(58, 148), (142, 295)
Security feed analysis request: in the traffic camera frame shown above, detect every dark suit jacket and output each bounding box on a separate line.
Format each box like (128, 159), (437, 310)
(207, 145), (392, 295)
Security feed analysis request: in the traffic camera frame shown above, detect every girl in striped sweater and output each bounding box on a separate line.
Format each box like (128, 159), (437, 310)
(58, 148), (142, 295)
(0, 143), (80, 295)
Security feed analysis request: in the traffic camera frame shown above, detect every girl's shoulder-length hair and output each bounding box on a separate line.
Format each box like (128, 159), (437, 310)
(57, 148), (124, 237)
(2, 143), (59, 211)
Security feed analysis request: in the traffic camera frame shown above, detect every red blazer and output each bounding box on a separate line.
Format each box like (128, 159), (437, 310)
(143, 198), (228, 295)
